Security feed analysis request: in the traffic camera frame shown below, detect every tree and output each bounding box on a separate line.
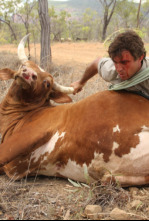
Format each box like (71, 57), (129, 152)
(17, 0), (37, 58)
(138, 0), (149, 28)
(38, 0), (51, 70)
(0, 0), (21, 42)
(137, 0), (142, 28)
(82, 8), (99, 40)
(49, 6), (71, 41)
(99, 0), (117, 41)
(113, 0), (137, 29)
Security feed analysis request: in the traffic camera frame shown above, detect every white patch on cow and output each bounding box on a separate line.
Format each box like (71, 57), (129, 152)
(37, 125), (149, 182)
(39, 159), (93, 183)
(33, 126), (149, 183)
(112, 142), (119, 151)
(59, 160), (91, 183)
(128, 127), (149, 161)
(31, 131), (66, 163)
(141, 125), (149, 131)
(42, 156), (48, 163)
(113, 125), (121, 133)
(90, 126), (149, 178)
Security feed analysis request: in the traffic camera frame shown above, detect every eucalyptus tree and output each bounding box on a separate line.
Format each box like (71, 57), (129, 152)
(38, 0), (51, 70)
(0, 0), (21, 41)
(99, 0), (117, 41)
(113, 0), (137, 29)
(49, 6), (71, 41)
(137, 0), (142, 28)
(17, 0), (38, 58)
(139, 0), (149, 28)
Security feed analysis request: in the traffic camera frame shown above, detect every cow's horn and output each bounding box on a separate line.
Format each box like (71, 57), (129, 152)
(53, 82), (74, 94)
(18, 33), (31, 63)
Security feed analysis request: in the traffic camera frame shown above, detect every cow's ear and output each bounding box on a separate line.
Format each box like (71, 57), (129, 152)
(49, 91), (72, 103)
(0, 68), (16, 80)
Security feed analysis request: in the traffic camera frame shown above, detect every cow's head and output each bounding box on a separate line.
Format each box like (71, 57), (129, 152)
(0, 34), (74, 106)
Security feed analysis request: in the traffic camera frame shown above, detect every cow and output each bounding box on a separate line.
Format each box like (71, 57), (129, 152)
(0, 35), (149, 187)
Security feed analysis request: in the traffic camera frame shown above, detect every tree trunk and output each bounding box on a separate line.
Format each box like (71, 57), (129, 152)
(0, 18), (17, 41)
(38, 0), (51, 70)
(99, 0), (117, 41)
(137, 0), (142, 28)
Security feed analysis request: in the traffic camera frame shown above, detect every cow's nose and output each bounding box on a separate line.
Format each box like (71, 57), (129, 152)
(32, 74), (37, 81)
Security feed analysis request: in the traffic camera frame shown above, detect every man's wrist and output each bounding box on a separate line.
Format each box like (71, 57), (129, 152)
(80, 79), (86, 85)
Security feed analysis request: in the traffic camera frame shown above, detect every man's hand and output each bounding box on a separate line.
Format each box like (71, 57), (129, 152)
(70, 57), (100, 95)
(70, 81), (84, 95)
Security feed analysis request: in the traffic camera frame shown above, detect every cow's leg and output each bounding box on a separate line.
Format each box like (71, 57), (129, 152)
(117, 175), (149, 187)
(102, 174), (149, 187)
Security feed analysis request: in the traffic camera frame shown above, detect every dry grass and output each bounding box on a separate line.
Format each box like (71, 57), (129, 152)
(89, 181), (130, 208)
(1, 174), (149, 220)
(0, 51), (21, 70)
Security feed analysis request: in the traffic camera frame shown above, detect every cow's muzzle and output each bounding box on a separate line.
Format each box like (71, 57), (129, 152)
(15, 65), (37, 86)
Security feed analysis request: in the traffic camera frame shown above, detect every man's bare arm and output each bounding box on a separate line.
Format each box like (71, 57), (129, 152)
(71, 57), (101, 94)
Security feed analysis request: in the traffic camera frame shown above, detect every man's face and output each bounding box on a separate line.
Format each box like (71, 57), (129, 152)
(113, 50), (144, 80)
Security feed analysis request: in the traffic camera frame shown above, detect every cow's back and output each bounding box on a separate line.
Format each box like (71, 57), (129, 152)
(3, 90), (149, 186)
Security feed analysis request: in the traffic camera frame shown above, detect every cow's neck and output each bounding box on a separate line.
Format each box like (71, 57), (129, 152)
(0, 83), (49, 143)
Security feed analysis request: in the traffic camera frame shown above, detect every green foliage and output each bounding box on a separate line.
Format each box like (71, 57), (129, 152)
(0, 0), (22, 18)
(68, 7), (100, 41)
(1, 0), (149, 44)
(135, 28), (147, 39)
(49, 6), (71, 41)
(104, 28), (147, 50)
(113, 0), (137, 28)
(82, 8), (99, 40)
(0, 0), (40, 44)
(0, 30), (8, 44)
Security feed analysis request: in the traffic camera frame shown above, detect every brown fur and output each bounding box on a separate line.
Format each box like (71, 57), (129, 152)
(0, 90), (149, 184)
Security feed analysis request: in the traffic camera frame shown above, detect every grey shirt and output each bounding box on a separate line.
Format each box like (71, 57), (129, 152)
(98, 57), (149, 97)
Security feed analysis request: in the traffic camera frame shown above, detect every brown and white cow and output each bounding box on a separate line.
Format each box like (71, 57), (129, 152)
(0, 35), (149, 187)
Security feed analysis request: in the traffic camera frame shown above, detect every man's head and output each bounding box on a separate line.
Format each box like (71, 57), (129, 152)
(108, 31), (146, 80)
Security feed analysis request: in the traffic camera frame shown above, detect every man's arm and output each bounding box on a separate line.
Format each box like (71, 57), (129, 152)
(71, 57), (101, 94)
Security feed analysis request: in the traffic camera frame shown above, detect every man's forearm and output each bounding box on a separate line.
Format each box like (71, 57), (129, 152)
(80, 57), (100, 85)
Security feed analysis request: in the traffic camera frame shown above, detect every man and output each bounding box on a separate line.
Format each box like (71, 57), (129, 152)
(71, 31), (149, 98)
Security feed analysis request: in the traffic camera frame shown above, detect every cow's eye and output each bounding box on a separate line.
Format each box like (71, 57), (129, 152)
(43, 80), (50, 88)
(47, 82), (50, 88)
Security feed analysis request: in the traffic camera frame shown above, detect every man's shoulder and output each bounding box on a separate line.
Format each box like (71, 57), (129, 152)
(144, 57), (149, 67)
(98, 57), (114, 70)
(98, 57), (118, 82)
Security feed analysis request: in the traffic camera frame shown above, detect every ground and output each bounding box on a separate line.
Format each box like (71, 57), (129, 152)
(0, 42), (149, 220)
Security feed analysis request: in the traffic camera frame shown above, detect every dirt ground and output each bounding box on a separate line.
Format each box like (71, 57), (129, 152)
(1, 42), (149, 220)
